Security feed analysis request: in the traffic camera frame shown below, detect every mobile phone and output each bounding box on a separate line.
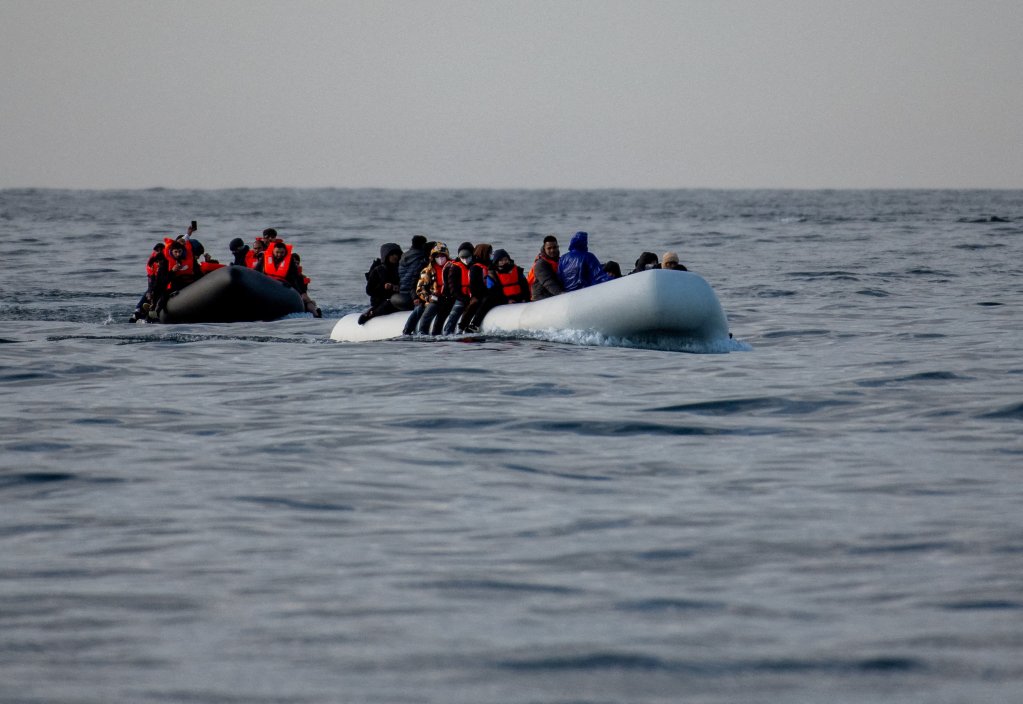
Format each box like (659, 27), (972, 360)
(191, 220), (198, 231)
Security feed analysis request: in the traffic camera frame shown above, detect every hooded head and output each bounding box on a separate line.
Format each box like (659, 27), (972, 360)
(635, 251), (658, 270)
(569, 231), (589, 252)
(229, 237), (245, 252)
(380, 242), (402, 262)
(473, 243), (493, 264)
(430, 242), (449, 258)
(457, 241), (474, 258)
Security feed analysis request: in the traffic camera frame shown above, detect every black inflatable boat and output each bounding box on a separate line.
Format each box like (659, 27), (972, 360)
(158, 266), (306, 324)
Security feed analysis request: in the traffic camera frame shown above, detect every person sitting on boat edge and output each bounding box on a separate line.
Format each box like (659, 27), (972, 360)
(246, 236), (267, 268)
(394, 235), (428, 309)
(399, 235), (431, 333)
(414, 242), (452, 335)
(527, 235), (563, 301)
(440, 241), (474, 335)
(558, 231), (612, 292)
(144, 238), (203, 319)
(358, 242), (403, 325)
(130, 242), (165, 322)
(630, 251), (659, 274)
(463, 248), (528, 332)
(257, 240), (321, 316)
(228, 238), (250, 266)
(661, 251), (688, 271)
(457, 243), (493, 333)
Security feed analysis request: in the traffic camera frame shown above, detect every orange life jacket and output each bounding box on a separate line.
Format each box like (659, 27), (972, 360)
(452, 260), (471, 297)
(432, 262), (446, 295)
(163, 238), (197, 285)
(244, 249), (259, 268)
(495, 269), (523, 299)
(527, 254), (558, 289)
(263, 244), (294, 281)
(200, 260), (224, 274)
(146, 250), (162, 277)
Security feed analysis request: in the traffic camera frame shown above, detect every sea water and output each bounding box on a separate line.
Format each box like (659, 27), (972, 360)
(0, 188), (1021, 704)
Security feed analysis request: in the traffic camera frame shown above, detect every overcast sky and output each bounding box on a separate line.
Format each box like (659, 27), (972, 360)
(2, 0), (1021, 189)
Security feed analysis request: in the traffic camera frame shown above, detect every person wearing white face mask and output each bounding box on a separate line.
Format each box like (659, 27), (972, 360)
(414, 242), (451, 335)
(441, 241), (474, 335)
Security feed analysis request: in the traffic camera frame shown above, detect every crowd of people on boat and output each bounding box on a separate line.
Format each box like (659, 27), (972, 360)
(132, 224), (687, 330)
(131, 225), (321, 322)
(357, 231), (687, 335)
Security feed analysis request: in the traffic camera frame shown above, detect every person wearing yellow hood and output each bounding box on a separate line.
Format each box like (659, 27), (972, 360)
(414, 242), (451, 335)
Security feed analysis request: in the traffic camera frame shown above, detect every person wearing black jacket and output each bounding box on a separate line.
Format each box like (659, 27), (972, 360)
(358, 242), (402, 325)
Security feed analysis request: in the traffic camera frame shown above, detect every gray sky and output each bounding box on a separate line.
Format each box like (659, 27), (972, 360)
(2, 0), (1021, 189)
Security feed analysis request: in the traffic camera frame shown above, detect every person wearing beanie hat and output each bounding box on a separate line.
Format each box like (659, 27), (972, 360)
(558, 231), (612, 292)
(661, 251), (687, 271)
(412, 242), (452, 334)
(228, 237), (250, 267)
(440, 242), (475, 334)
(528, 234), (563, 301)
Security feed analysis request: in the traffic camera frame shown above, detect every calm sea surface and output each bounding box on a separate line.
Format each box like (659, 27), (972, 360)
(1, 189), (1021, 704)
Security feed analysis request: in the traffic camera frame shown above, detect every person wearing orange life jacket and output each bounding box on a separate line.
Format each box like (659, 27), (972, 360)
(144, 238), (204, 319)
(414, 242), (452, 335)
(130, 242), (165, 322)
(440, 241), (474, 335)
(527, 235), (563, 301)
(256, 240), (322, 317)
(464, 248), (528, 332)
(245, 237), (266, 268)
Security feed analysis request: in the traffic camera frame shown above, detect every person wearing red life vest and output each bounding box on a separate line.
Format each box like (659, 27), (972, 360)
(256, 240), (322, 317)
(245, 237), (265, 268)
(130, 242), (165, 322)
(456, 243), (493, 333)
(527, 235), (563, 301)
(414, 242), (451, 335)
(440, 241), (474, 335)
(463, 248), (528, 332)
(143, 238), (204, 319)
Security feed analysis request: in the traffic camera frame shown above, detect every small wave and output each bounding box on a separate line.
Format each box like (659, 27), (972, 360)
(856, 371), (969, 388)
(940, 600), (1022, 610)
(491, 328), (742, 354)
(493, 651), (925, 674)
(761, 329), (831, 339)
(856, 288), (890, 297)
(0, 472), (77, 489)
(787, 270), (861, 281)
(649, 396), (852, 416)
(414, 579), (581, 595)
(235, 496), (354, 512)
(506, 419), (760, 437)
(979, 402), (1023, 420)
(616, 598), (726, 612)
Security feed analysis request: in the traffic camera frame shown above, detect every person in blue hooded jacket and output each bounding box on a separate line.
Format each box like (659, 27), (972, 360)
(558, 231), (612, 292)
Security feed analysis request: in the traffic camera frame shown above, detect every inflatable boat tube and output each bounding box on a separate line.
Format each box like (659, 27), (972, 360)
(158, 265), (306, 323)
(330, 270), (729, 345)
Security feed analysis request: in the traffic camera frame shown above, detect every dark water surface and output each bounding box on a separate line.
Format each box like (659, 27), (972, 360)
(1, 189), (1022, 703)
